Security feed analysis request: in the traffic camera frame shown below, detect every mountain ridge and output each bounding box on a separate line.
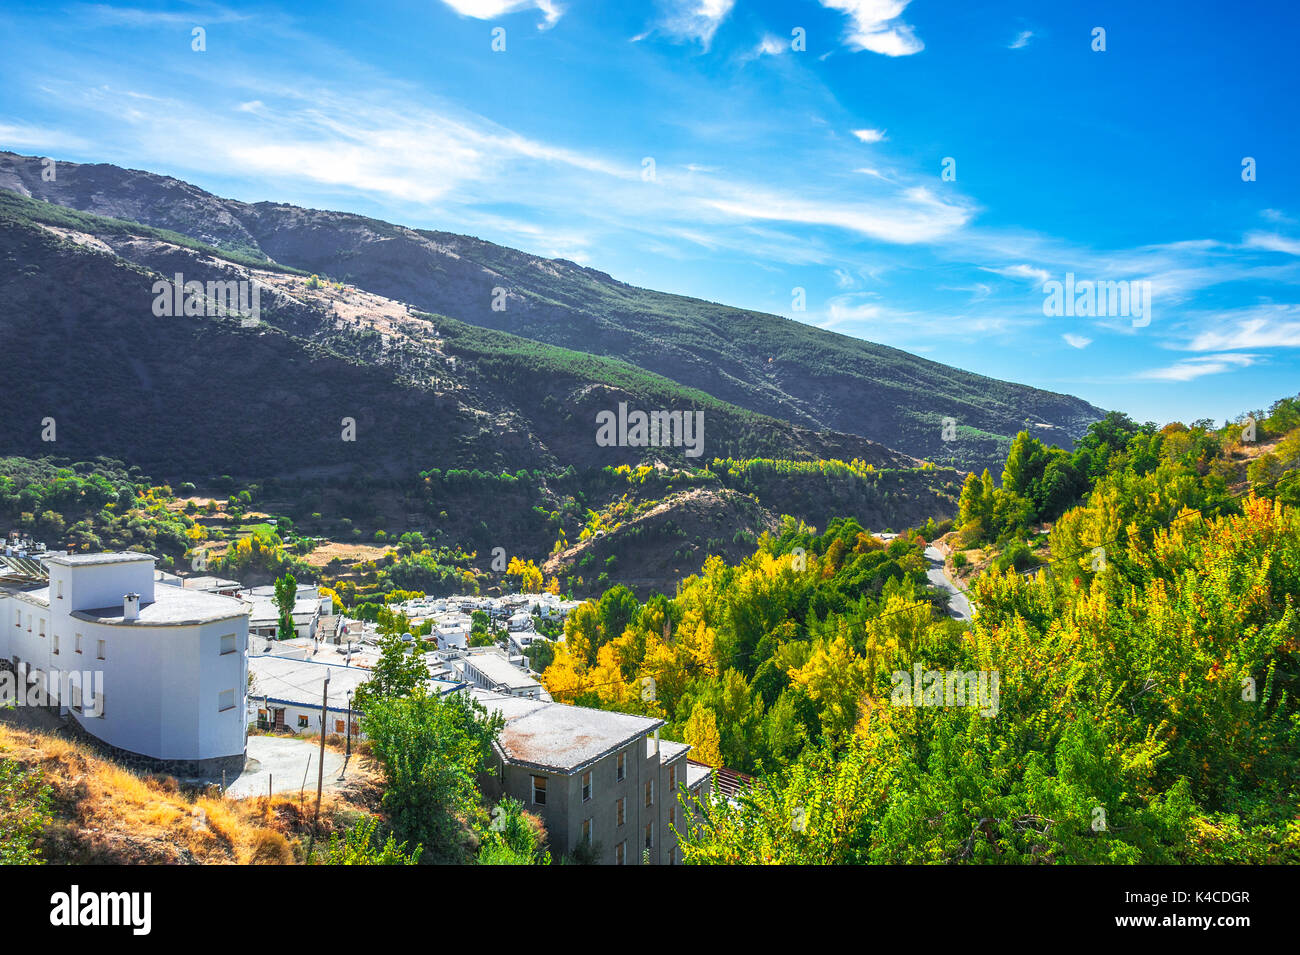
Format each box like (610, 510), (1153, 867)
(0, 150), (1105, 470)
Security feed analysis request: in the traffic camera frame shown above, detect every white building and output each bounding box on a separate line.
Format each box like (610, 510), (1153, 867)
(248, 653), (463, 739)
(0, 552), (250, 776)
(439, 646), (545, 699)
(240, 583), (329, 644)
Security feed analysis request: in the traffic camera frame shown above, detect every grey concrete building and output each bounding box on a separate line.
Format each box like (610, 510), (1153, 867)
(473, 689), (701, 864)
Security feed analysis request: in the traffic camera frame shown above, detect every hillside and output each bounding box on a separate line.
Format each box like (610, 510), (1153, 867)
(0, 151), (1105, 470)
(0, 191), (914, 480)
(0, 718), (380, 865)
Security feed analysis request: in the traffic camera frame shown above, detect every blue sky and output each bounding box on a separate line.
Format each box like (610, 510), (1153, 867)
(2, 0), (1298, 425)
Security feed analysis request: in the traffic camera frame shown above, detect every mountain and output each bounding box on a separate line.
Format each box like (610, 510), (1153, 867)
(0, 190), (920, 480)
(0, 151), (1105, 470)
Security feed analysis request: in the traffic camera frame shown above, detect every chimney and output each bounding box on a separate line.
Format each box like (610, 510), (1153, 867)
(123, 593), (140, 621)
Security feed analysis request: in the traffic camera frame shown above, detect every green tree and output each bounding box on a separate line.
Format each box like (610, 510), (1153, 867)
(353, 632), (429, 713)
(0, 761), (52, 864)
(362, 689), (504, 863)
(318, 816), (422, 865)
(273, 572), (297, 640)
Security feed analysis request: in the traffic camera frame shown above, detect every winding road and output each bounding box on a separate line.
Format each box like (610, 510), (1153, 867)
(873, 532), (972, 623)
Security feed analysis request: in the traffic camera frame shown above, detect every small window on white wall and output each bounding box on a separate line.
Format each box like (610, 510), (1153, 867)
(220, 633), (237, 655)
(57, 580), (63, 599)
(75, 633), (83, 654)
(96, 639), (106, 660)
(218, 689), (235, 712)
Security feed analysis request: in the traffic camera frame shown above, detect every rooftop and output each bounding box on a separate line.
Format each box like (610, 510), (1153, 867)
(46, 552), (155, 567)
(72, 582), (248, 626)
(472, 688), (664, 775)
(460, 649), (541, 690)
(250, 655), (377, 708)
(657, 739), (691, 764)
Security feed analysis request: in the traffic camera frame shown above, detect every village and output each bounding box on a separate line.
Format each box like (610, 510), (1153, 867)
(0, 532), (726, 865)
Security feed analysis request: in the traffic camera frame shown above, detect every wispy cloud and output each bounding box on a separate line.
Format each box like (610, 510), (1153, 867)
(982, 263), (1051, 285)
(1008, 30), (1034, 50)
(1063, 333), (1092, 349)
(820, 0), (924, 56)
(1137, 353), (1260, 381)
(702, 183), (973, 244)
(1180, 306), (1300, 351)
(437, 0), (563, 30)
(1244, 231), (1300, 256)
(653, 0), (735, 49)
(851, 128), (888, 143)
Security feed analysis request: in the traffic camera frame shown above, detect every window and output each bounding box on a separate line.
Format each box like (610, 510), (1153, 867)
(531, 775), (547, 806)
(297, 714), (310, 728)
(645, 822), (654, 850)
(616, 797), (625, 827)
(669, 806), (676, 830)
(616, 751), (626, 781)
(75, 633), (82, 654)
(218, 689), (235, 712)
(645, 780), (653, 808)
(57, 580), (63, 599)
(582, 818), (592, 844)
(335, 719), (345, 734)
(96, 639), (105, 660)
(582, 770), (592, 802)
(669, 766), (676, 790)
(71, 681), (82, 712)
(12, 609), (18, 627)
(220, 633), (237, 655)
(52, 634), (59, 655)
(38, 619), (44, 637)
(616, 841), (626, 866)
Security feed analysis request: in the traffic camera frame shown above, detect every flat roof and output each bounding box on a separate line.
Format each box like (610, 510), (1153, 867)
(249, 655), (375, 708)
(658, 739), (691, 764)
(46, 552), (154, 567)
(471, 688), (663, 775)
(463, 651), (540, 689)
(72, 583), (248, 626)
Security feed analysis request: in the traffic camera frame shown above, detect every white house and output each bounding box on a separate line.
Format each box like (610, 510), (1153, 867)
(0, 552), (250, 776)
(439, 646), (544, 699)
(240, 583), (327, 644)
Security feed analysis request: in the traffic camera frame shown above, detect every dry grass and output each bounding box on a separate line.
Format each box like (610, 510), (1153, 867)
(300, 540), (392, 568)
(0, 723), (377, 865)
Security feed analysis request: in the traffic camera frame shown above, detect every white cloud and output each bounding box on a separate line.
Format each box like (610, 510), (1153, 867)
(1181, 307), (1300, 351)
(1008, 30), (1034, 49)
(702, 182), (972, 245)
(1244, 231), (1300, 256)
(438, 0), (563, 29)
(982, 263), (1051, 285)
(0, 123), (89, 150)
(820, 0), (924, 56)
(1063, 333), (1092, 349)
(656, 0), (736, 49)
(851, 128), (887, 143)
(1137, 353), (1259, 382)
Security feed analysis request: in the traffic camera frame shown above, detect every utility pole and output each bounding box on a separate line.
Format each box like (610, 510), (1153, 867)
(306, 670), (330, 860)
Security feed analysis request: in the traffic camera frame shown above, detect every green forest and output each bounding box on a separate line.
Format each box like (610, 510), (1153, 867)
(540, 396), (1300, 863)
